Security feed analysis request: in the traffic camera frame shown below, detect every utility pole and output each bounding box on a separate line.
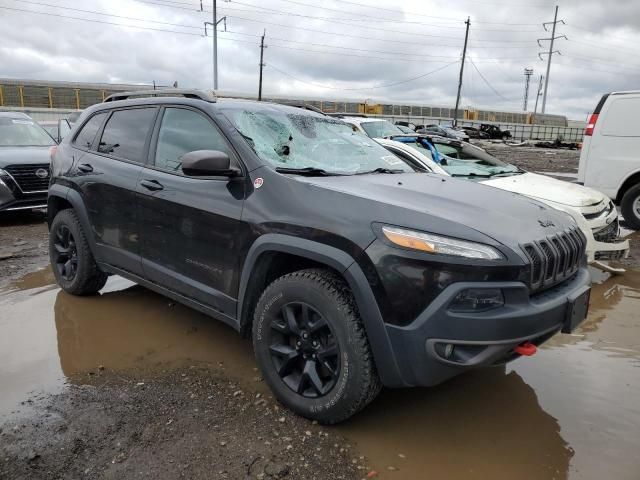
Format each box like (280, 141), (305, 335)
(537, 6), (566, 113)
(203, 0), (227, 90)
(533, 74), (544, 118)
(453, 17), (470, 127)
(258, 30), (266, 101)
(523, 68), (533, 111)
(529, 74), (544, 138)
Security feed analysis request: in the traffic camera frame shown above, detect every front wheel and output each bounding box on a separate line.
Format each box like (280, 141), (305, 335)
(252, 269), (381, 424)
(49, 209), (108, 295)
(621, 184), (640, 230)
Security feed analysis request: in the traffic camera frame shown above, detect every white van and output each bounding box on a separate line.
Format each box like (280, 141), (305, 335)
(578, 91), (640, 229)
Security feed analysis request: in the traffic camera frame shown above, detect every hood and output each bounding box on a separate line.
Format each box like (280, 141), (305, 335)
(294, 172), (576, 252)
(481, 172), (605, 208)
(0, 146), (52, 168)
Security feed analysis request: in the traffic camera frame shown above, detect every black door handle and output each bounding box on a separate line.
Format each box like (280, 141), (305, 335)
(140, 179), (164, 191)
(77, 163), (93, 172)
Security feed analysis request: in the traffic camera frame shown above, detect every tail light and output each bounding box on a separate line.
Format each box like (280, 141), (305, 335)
(584, 113), (599, 136)
(49, 145), (57, 160)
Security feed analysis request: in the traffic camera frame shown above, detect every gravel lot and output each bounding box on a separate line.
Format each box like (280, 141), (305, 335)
(1, 367), (362, 480)
(479, 141), (580, 174)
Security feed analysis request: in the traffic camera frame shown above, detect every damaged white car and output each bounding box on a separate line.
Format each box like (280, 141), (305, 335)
(377, 137), (630, 273)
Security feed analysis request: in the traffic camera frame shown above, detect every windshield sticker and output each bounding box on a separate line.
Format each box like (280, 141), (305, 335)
(382, 155), (404, 166)
(12, 120), (34, 125)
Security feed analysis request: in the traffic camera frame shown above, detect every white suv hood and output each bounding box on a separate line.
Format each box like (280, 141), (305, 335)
(482, 172), (605, 208)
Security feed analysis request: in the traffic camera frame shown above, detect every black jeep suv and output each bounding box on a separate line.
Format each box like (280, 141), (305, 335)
(47, 90), (591, 423)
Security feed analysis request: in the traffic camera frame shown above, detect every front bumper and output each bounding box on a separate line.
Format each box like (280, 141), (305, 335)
(553, 200), (629, 263)
(0, 175), (47, 212)
(383, 266), (591, 387)
(591, 219), (629, 261)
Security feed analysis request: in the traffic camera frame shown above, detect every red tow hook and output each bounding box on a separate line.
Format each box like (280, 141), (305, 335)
(514, 342), (537, 356)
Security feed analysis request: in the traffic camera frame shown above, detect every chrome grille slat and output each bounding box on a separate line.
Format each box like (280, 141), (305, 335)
(521, 227), (586, 294)
(4, 163), (50, 192)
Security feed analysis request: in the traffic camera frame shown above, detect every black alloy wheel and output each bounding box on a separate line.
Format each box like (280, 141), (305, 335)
(269, 302), (340, 398)
(52, 224), (78, 281)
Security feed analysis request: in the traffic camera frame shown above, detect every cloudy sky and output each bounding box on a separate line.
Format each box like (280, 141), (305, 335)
(1, 0), (639, 119)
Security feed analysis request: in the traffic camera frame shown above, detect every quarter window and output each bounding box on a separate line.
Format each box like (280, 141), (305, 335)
(154, 108), (231, 173)
(74, 112), (107, 150)
(97, 108), (157, 162)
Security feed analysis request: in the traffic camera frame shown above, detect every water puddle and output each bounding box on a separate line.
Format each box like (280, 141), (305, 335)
(1, 266), (639, 478)
(0, 268), (263, 419)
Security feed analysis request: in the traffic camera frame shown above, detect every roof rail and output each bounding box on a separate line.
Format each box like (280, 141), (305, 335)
(289, 103), (326, 115)
(104, 89), (217, 103)
(326, 113), (369, 118)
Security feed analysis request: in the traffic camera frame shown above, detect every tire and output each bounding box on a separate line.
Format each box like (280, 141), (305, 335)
(252, 268), (382, 424)
(621, 184), (640, 230)
(49, 209), (108, 295)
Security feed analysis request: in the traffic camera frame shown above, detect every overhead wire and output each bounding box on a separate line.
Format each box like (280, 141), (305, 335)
(468, 58), (514, 102)
(265, 61), (459, 91)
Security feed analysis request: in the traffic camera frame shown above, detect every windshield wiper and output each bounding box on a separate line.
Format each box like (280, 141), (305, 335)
(275, 166), (339, 176)
(356, 167), (406, 175)
(451, 172), (492, 178)
(487, 170), (525, 177)
(239, 132), (255, 149)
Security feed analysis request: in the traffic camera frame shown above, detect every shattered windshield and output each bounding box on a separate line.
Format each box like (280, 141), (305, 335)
(434, 143), (521, 178)
(360, 120), (404, 138)
(221, 107), (413, 175)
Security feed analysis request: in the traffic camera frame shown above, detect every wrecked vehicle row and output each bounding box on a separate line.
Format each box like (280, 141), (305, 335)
(339, 116), (629, 272)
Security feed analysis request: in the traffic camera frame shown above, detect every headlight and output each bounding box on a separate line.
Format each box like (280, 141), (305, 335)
(381, 226), (503, 260)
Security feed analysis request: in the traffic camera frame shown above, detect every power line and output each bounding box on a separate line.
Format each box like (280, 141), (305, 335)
(225, 30), (462, 59)
(554, 60), (640, 76)
(266, 61), (459, 91)
(265, 43), (458, 63)
(133, 0), (543, 38)
(468, 59), (513, 102)
(224, 14), (537, 46)
(0, 4), (538, 64)
(283, 0), (545, 24)
(228, 0), (541, 32)
(0, 4), (205, 35)
(565, 37), (640, 58)
(8, 0), (202, 29)
(565, 23), (640, 46)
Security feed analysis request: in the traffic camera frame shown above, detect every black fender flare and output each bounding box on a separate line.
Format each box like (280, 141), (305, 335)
(237, 234), (406, 387)
(48, 184), (100, 261)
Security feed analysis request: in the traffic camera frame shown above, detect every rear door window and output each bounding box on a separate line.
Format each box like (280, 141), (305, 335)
(97, 108), (157, 162)
(153, 107), (232, 173)
(601, 97), (640, 137)
(74, 112), (107, 150)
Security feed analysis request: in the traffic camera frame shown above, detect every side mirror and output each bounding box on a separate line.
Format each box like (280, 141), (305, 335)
(180, 150), (241, 177)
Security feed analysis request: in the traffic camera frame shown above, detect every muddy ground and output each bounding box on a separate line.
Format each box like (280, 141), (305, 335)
(0, 211), (48, 289)
(1, 147), (640, 479)
(1, 366), (362, 480)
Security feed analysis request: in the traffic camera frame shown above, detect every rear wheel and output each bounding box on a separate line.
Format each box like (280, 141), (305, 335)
(621, 184), (640, 230)
(252, 268), (381, 424)
(49, 209), (108, 295)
